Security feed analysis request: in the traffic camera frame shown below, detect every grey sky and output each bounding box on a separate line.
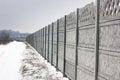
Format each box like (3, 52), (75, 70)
(0, 0), (95, 33)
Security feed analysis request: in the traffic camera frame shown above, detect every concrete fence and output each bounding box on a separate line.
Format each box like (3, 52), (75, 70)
(26, 0), (120, 80)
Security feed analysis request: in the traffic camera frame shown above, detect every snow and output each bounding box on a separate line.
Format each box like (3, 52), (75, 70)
(0, 41), (26, 80)
(0, 41), (69, 80)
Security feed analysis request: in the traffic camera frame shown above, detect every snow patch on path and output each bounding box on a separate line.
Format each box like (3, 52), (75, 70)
(0, 41), (26, 80)
(0, 41), (69, 80)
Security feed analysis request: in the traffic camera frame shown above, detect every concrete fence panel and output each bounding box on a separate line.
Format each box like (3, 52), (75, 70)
(45, 26), (49, 60)
(65, 12), (77, 80)
(48, 24), (53, 63)
(77, 3), (95, 80)
(26, 1), (120, 80)
(58, 17), (65, 73)
(98, 0), (120, 80)
(53, 21), (58, 67)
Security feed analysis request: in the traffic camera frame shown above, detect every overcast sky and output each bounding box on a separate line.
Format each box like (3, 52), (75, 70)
(0, 0), (95, 33)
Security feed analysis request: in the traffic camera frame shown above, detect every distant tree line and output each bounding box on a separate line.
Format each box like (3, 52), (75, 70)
(0, 31), (9, 41)
(0, 30), (30, 43)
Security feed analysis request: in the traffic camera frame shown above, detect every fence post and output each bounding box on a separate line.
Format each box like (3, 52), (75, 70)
(75, 8), (79, 80)
(51, 23), (54, 65)
(34, 33), (37, 49)
(94, 0), (100, 80)
(42, 29), (43, 56)
(45, 27), (46, 59)
(39, 30), (41, 55)
(48, 25), (50, 62)
(42, 28), (44, 57)
(43, 29), (44, 56)
(63, 15), (66, 77)
(56, 19), (59, 70)
(36, 33), (37, 50)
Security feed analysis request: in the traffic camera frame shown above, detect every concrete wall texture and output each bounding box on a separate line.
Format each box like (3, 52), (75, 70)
(26, 0), (120, 80)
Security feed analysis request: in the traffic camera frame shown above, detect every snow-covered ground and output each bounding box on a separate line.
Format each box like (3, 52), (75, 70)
(0, 41), (69, 80)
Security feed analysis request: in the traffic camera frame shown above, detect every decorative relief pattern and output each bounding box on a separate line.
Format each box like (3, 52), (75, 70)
(78, 2), (95, 26)
(66, 12), (76, 29)
(100, 0), (120, 20)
